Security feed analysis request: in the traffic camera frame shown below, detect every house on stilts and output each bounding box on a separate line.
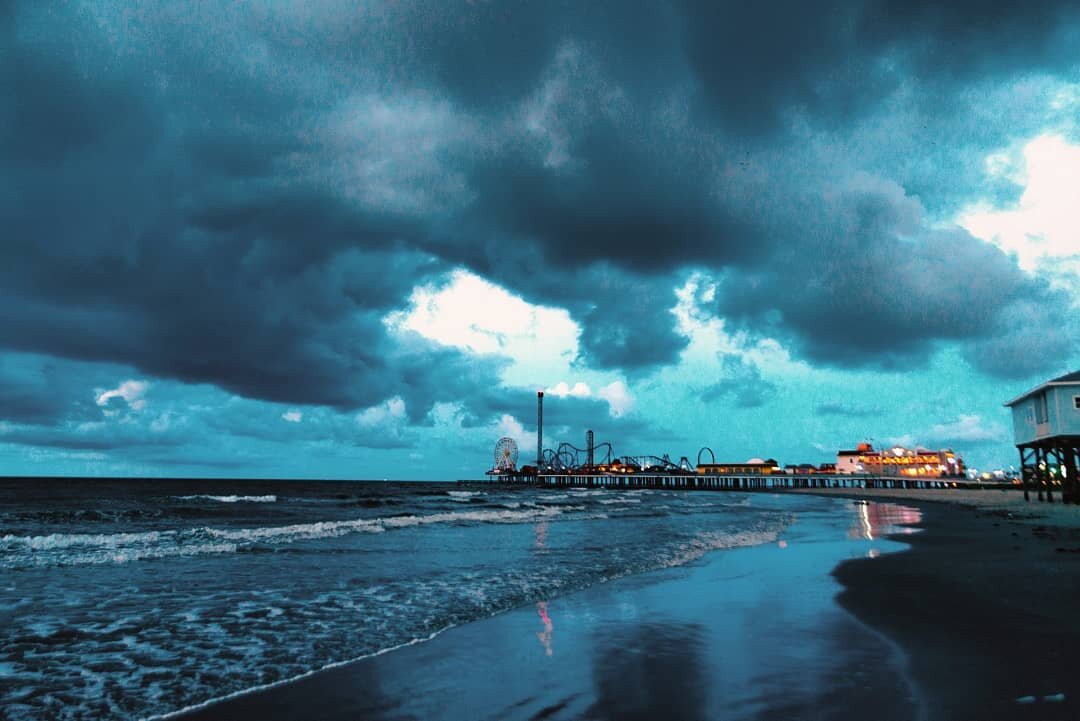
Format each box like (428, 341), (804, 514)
(1004, 370), (1080, 503)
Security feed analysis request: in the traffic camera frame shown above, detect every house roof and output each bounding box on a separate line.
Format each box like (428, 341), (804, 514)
(1004, 369), (1080, 407)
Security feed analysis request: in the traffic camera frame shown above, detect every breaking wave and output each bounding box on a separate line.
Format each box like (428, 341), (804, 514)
(173, 495), (278, 503)
(0, 505), (586, 570)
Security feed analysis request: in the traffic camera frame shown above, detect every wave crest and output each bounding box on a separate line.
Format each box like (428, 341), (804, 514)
(1, 505), (586, 569)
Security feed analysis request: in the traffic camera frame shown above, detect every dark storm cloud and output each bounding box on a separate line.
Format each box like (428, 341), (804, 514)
(5, 0), (1080, 448)
(424, 0), (1080, 377)
(0, 354), (122, 426)
(678, 0), (1079, 134)
(711, 176), (1074, 376)
(3, 1), (501, 424)
(202, 397), (420, 450)
(572, 270), (690, 371)
(0, 425), (182, 452)
(460, 101), (755, 272)
(962, 294), (1080, 379)
(302, 2), (683, 111)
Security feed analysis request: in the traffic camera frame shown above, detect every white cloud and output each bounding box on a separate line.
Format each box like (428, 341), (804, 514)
(356, 397), (406, 428)
(496, 413), (526, 440)
(882, 433), (918, 449)
(883, 414), (1008, 451)
(597, 380), (634, 417)
(95, 380), (149, 412)
(928, 414), (1008, 444)
(545, 381), (592, 398)
(545, 379), (632, 417)
(386, 269), (581, 380)
(1049, 83), (1080, 112)
(960, 134), (1080, 293)
(673, 273), (726, 353)
(282, 410), (303, 423)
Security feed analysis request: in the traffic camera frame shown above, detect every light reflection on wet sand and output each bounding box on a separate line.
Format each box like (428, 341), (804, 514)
(850, 501), (923, 541)
(177, 496), (919, 721)
(536, 601), (554, 657)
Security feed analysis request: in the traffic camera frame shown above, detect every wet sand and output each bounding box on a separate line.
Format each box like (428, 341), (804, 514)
(172, 495), (920, 721)
(820, 488), (1080, 720)
(795, 486), (1080, 528)
(167, 490), (1080, 720)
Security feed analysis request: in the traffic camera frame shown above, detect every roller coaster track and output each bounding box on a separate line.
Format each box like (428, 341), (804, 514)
(542, 441), (614, 469)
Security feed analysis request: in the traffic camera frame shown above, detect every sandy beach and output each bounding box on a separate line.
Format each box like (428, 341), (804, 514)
(814, 487), (1080, 720)
(795, 486), (1080, 528)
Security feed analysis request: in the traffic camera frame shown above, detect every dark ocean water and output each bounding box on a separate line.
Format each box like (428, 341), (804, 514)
(0, 479), (915, 721)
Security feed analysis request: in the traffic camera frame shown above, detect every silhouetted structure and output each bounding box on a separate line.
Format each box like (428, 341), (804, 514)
(536, 391), (544, 471)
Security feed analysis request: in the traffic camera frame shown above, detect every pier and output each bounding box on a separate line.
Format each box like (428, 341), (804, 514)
(483, 391), (989, 493)
(516, 473), (977, 491)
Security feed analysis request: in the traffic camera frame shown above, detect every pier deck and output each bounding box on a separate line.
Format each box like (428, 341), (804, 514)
(480, 473), (979, 491)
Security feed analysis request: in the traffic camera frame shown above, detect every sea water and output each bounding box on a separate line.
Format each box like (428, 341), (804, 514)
(0, 479), (916, 720)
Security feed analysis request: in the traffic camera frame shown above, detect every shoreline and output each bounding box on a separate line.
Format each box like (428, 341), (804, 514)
(159, 489), (1080, 720)
(819, 488), (1080, 720)
(171, 494), (919, 721)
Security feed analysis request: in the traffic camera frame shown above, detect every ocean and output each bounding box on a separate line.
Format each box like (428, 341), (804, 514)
(0, 478), (920, 720)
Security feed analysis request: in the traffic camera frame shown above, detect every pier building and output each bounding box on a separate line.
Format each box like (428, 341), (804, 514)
(835, 442), (963, 478)
(1005, 369), (1080, 503)
(696, 458), (780, 475)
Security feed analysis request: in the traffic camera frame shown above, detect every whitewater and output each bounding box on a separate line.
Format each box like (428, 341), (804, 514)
(1, 478), (798, 721)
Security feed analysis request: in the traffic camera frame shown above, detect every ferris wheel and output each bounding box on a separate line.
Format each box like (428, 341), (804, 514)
(494, 437), (519, 471)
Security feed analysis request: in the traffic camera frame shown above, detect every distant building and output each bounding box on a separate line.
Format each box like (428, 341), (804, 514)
(836, 442), (873, 474)
(835, 442), (963, 477)
(697, 457), (780, 475)
(1004, 370), (1080, 501)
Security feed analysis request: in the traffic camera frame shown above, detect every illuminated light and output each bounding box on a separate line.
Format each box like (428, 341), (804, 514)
(778, 540), (788, 549)
(536, 601), (553, 657)
(859, 503), (873, 540)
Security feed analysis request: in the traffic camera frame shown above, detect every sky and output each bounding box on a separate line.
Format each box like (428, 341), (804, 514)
(3, 0), (1080, 479)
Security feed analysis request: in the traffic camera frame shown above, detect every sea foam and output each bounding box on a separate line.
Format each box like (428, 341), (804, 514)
(0, 505), (586, 569)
